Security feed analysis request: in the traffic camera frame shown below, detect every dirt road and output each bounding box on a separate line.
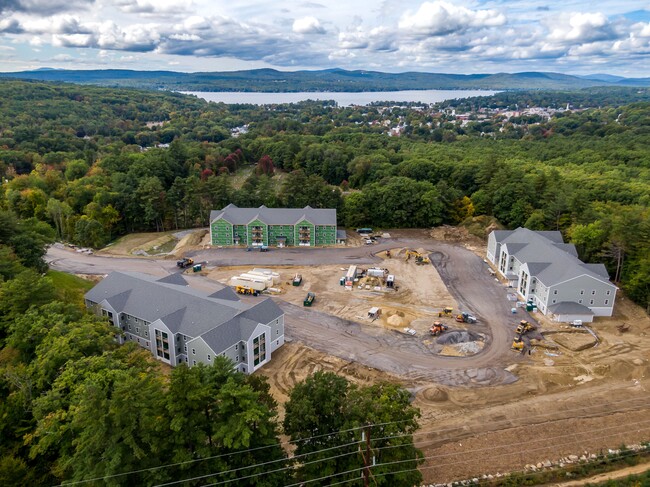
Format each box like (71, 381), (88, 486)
(47, 237), (523, 386)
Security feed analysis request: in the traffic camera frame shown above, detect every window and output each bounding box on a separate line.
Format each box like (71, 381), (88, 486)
(553, 290), (558, 295)
(605, 299), (609, 305)
(277, 329), (279, 335)
(606, 290), (611, 296)
(235, 355), (238, 361)
(183, 336), (187, 341)
(590, 299), (594, 305)
(207, 354), (211, 361)
(184, 345), (187, 352)
(552, 299), (557, 304)
(193, 360), (196, 366)
(578, 299), (583, 304)
(145, 330), (148, 337)
(580, 290), (584, 295)
(146, 342), (149, 347)
(591, 290), (596, 295)
(192, 348), (196, 355)
(155, 330), (170, 360)
(136, 327), (140, 334)
(128, 324), (132, 331)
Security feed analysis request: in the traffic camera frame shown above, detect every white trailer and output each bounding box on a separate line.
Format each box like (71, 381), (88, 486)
(229, 277), (267, 291)
(345, 265), (358, 289)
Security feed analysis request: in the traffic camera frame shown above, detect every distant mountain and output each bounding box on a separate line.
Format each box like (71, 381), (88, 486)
(1, 68), (649, 92)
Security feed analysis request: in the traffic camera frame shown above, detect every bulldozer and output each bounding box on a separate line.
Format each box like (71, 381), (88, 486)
(511, 337), (524, 352)
(438, 307), (453, 317)
(515, 320), (536, 336)
(429, 322), (449, 336)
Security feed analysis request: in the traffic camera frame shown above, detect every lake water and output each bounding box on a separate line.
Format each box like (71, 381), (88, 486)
(183, 90), (498, 106)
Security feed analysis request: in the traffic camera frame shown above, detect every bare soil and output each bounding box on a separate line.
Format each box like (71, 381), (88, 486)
(54, 229), (650, 484)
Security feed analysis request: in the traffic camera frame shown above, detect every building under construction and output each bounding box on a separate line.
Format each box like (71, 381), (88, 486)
(210, 204), (337, 247)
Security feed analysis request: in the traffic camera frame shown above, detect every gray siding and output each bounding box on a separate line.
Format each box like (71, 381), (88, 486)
(548, 276), (616, 316)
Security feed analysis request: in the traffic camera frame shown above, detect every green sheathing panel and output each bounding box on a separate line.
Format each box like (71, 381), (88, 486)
(211, 219), (234, 246)
(247, 219), (268, 246)
(295, 219), (315, 246)
(268, 225), (295, 246)
(233, 225), (248, 246)
(315, 225), (337, 245)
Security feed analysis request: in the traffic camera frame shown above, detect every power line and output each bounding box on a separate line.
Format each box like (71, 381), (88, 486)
(52, 395), (649, 487)
(195, 421), (650, 487)
(336, 434), (650, 487)
(284, 424), (650, 487)
(53, 419), (410, 487)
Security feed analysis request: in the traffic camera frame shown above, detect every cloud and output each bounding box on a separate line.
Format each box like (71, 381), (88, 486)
(0, 0), (95, 15)
(0, 17), (23, 33)
(292, 16), (325, 34)
(546, 12), (617, 44)
(114, 0), (189, 15)
(398, 1), (506, 37)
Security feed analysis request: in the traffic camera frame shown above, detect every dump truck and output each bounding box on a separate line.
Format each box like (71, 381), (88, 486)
(429, 322), (449, 336)
(176, 257), (194, 269)
(303, 292), (315, 307)
(438, 307), (453, 317)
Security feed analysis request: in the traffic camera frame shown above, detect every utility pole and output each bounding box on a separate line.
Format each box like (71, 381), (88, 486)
(362, 424), (372, 487)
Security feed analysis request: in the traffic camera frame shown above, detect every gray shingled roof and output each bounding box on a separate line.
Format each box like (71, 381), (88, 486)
(157, 273), (188, 286)
(548, 301), (594, 315)
(495, 228), (614, 287)
(210, 204), (336, 226)
(241, 298), (283, 324)
(208, 287), (240, 302)
(84, 272), (272, 341)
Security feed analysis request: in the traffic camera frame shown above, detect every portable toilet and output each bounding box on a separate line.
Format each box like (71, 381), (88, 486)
(193, 264), (202, 272)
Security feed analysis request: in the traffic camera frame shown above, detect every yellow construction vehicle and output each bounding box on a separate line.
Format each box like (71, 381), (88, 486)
(438, 307), (453, 317)
(511, 337), (524, 352)
(415, 255), (430, 265)
(236, 286), (259, 296)
(405, 250), (420, 262)
(515, 320), (536, 336)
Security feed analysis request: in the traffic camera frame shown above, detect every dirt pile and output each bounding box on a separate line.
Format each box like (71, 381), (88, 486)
(437, 330), (483, 344)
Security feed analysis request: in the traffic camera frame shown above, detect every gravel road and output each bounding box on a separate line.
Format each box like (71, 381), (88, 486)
(46, 238), (528, 386)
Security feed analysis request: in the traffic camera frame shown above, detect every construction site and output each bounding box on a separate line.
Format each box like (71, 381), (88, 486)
(50, 226), (650, 485)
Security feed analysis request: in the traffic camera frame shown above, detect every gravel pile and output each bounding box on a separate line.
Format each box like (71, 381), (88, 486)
(437, 330), (482, 344)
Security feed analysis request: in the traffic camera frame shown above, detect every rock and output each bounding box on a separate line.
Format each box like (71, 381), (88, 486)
(569, 455), (579, 462)
(536, 462), (543, 469)
(590, 454), (597, 459)
(487, 474), (494, 480)
(580, 455), (587, 461)
(543, 460), (552, 468)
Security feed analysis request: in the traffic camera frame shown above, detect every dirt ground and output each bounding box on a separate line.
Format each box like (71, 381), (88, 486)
(206, 249), (458, 336)
(87, 228), (650, 484)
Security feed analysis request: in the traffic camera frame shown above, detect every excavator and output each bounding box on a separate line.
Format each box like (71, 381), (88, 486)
(438, 307), (453, 317)
(429, 322), (449, 336)
(515, 320), (536, 335)
(415, 255), (431, 265)
(404, 250), (419, 262)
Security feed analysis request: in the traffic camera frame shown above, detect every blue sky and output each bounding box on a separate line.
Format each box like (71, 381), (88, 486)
(0, 1), (649, 76)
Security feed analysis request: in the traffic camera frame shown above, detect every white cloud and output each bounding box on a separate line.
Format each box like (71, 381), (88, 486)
(292, 16), (325, 34)
(398, 1), (506, 37)
(547, 12), (616, 44)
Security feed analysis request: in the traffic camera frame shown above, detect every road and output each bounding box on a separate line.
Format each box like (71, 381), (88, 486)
(46, 238), (525, 386)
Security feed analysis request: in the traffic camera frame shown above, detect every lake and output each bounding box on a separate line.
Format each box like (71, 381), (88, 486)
(182, 90), (498, 106)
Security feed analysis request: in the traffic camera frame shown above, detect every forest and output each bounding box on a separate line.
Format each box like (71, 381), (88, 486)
(0, 79), (648, 310)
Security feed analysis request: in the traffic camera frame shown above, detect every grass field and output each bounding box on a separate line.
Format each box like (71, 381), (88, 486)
(47, 270), (95, 305)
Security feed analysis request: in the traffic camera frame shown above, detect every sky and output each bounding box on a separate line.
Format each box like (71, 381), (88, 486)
(0, 1), (649, 76)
